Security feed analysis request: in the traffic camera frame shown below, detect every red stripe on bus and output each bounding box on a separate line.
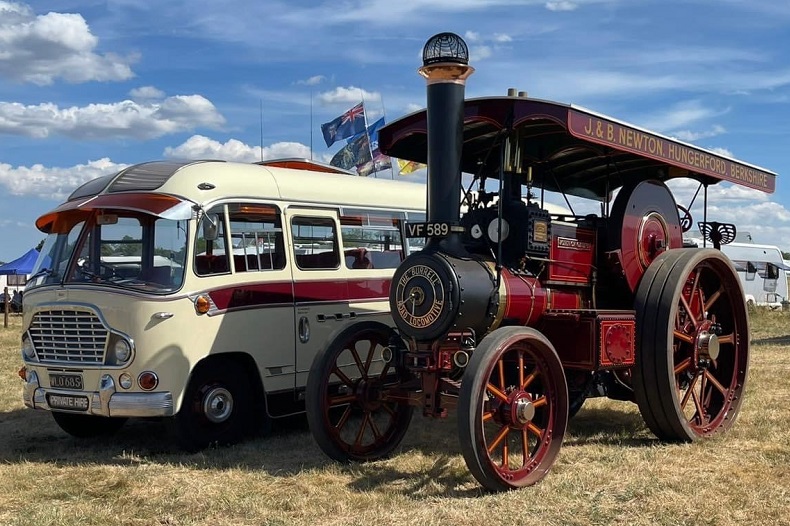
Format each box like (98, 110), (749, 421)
(207, 278), (392, 310)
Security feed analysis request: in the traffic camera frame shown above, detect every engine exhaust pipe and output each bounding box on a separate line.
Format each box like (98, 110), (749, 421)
(418, 33), (474, 254)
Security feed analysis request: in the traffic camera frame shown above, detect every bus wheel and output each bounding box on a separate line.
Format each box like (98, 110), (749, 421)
(52, 412), (127, 438)
(633, 248), (749, 441)
(175, 360), (253, 451)
(458, 327), (568, 491)
(306, 321), (414, 462)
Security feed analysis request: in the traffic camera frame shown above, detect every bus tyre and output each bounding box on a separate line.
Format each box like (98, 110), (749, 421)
(306, 321), (414, 462)
(52, 412), (127, 438)
(174, 361), (253, 452)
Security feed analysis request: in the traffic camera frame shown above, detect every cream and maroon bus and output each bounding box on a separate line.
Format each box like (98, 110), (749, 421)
(19, 158), (425, 450)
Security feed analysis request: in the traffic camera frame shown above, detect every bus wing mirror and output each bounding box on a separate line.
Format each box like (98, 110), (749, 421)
(203, 214), (219, 241)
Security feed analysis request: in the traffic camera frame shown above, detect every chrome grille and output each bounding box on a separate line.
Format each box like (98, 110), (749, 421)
(29, 310), (108, 365)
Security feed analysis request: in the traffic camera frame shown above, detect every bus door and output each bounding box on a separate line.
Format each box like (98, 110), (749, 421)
(286, 209), (348, 392)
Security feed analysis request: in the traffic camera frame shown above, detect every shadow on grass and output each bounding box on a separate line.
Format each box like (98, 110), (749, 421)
(751, 335), (790, 345)
(0, 400), (659, 497)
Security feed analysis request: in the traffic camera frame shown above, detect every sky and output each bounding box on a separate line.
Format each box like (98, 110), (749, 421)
(1, 0), (790, 262)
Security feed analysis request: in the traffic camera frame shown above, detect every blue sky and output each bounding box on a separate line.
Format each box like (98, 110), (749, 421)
(1, 0), (790, 262)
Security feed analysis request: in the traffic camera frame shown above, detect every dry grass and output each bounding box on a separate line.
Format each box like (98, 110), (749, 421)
(1, 311), (789, 526)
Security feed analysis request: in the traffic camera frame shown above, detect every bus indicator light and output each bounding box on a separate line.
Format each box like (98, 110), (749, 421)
(194, 295), (211, 314)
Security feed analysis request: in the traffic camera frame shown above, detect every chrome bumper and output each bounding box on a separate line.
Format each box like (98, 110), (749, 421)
(22, 370), (174, 418)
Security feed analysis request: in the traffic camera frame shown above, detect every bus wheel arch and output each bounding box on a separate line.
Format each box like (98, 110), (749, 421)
(173, 352), (266, 451)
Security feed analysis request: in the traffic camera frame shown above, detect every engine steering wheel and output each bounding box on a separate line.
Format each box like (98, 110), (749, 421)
(677, 204), (693, 233)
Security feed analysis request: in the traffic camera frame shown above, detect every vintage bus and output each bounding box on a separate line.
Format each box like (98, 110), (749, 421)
(18, 158), (426, 450)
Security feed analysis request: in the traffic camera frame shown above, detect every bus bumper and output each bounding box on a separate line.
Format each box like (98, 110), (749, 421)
(22, 370), (174, 418)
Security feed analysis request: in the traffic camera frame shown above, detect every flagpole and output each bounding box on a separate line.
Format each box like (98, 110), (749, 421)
(360, 94), (373, 177)
(380, 94), (394, 179)
(259, 99), (264, 162)
(309, 89), (313, 160)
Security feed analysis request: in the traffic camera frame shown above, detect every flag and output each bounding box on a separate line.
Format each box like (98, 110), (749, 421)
(397, 159), (426, 175)
(357, 151), (392, 177)
(354, 117), (390, 176)
(321, 102), (366, 147)
(330, 133), (369, 170)
(330, 117), (388, 173)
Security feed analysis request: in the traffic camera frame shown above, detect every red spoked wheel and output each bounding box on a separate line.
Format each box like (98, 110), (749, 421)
(634, 248), (749, 440)
(305, 321), (414, 462)
(458, 326), (568, 491)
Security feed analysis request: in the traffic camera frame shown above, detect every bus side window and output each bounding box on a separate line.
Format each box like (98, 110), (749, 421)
(195, 206), (229, 276)
(340, 209), (406, 270)
(227, 203), (286, 272)
(292, 216), (339, 270)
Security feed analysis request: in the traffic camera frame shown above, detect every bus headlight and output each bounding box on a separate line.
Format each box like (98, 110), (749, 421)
(113, 339), (132, 363)
(21, 335), (36, 360)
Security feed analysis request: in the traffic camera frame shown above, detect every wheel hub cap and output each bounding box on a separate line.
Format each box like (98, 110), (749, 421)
(697, 331), (720, 361)
(203, 387), (233, 423)
(513, 397), (535, 424)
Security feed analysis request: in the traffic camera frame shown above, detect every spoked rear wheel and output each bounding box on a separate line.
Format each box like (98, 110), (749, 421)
(458, 327), (568, 491)
(306, 321), (414, 462)
(634, 248), (749, 440)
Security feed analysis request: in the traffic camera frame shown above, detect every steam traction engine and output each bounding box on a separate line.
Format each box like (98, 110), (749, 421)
(305, 33), (777, 491)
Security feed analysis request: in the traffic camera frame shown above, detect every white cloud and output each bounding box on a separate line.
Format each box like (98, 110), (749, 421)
(0, 95), (226, 139)
(708, 147), (734, 158)
(545, 1), (578, 11)
(297, 75), (326, 86)
(639, 100), (729, 133)
(0, 1), (136, 85)
(0, 157), (126, 201)
(317, 86), (380, 105)
(464, 31), (481, 43)
(129, 86), (165, 101)
(671, 125), (726, 142)
(163, 134), (311, 163)
(473, 46), (493, 61)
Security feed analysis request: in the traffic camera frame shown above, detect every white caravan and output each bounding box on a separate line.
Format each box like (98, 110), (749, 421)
(688, 238), (789, 308)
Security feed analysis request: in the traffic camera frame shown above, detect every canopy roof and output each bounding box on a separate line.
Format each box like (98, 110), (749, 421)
(0, 248), (39, 275)
(378, 96), (776, 201)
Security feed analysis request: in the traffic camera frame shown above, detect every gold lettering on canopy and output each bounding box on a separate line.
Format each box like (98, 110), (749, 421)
(569, 110), (775, 193)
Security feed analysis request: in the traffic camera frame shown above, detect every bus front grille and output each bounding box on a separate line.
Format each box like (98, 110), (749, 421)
(29, 310), (108, 365)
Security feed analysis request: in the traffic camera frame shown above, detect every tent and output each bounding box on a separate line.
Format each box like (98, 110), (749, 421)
(0, 248), (40, 276)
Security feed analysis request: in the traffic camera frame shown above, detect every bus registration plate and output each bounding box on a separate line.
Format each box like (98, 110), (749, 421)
(47, 393), (89, 411)
(49, 373), (83, 390)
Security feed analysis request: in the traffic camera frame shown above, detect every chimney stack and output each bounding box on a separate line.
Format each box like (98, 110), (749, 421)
(418, 32), (474, 251)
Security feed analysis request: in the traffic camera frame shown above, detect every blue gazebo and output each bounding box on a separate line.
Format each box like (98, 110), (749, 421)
(0, 248), (39, 277)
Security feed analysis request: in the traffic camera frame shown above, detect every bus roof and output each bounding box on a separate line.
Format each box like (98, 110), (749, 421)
(379, 96), (777, 201)
(35, 160), (426, 233)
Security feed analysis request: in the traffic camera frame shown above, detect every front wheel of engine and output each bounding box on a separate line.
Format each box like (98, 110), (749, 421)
(458, 326), (568, 491)
(305, 321), (414, 462)
(633, 248), (749, 441)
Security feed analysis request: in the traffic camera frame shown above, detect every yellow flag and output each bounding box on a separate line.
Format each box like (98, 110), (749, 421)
(397, 158), (426, 175)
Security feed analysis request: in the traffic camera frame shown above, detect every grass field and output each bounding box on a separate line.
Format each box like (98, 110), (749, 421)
(1, 311), (789, 526)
